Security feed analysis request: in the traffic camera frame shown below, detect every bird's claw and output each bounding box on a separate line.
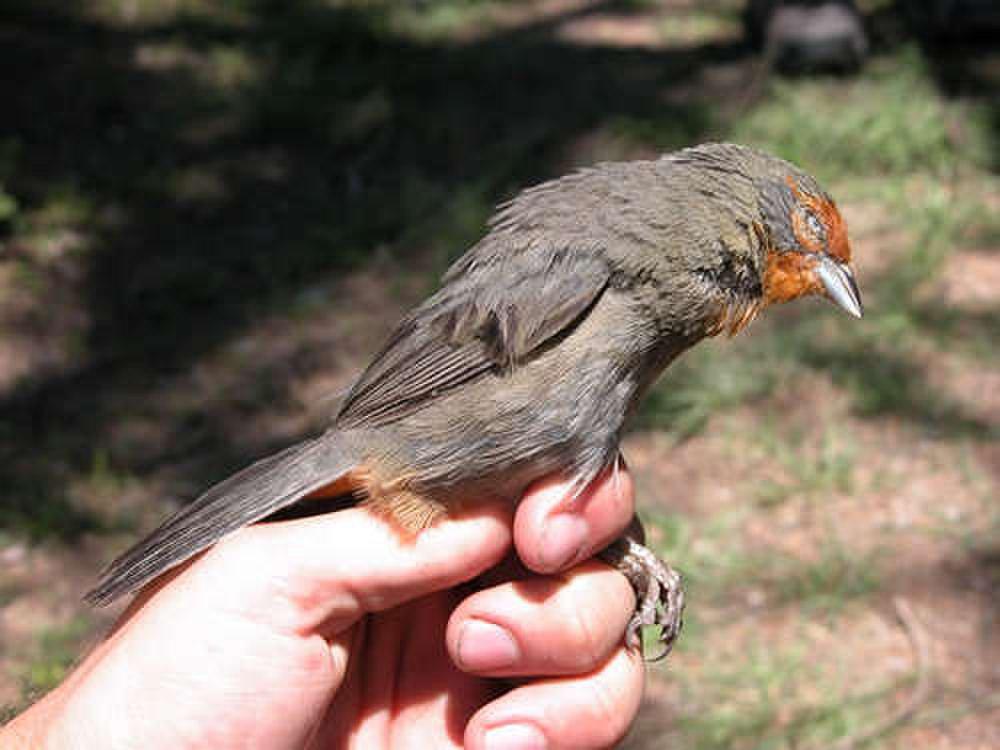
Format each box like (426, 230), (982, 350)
(600, 533), (684, 662)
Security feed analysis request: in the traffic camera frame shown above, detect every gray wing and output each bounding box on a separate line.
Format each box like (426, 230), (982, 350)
(336, 247), (610, 428)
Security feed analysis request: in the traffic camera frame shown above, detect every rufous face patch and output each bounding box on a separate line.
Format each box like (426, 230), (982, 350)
(787, 177), (852, 263)
(763, 248), (823, 306)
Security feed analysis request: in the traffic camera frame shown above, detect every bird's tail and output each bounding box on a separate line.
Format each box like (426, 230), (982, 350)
(85, 433), (360, 606)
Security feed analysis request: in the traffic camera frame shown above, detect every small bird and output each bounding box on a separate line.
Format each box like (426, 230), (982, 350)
(87, 143), (862, 656)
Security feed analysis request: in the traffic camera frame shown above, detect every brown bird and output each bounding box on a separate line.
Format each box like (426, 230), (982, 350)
(86, 142), (862, 656)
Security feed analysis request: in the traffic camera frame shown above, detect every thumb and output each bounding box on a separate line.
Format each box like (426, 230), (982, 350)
(147, 503), (513, 637)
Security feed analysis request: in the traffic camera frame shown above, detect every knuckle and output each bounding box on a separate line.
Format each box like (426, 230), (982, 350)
(558, 591), (607, 669)
(583, 672), (633, 745)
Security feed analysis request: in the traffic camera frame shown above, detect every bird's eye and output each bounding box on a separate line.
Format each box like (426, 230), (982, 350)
(804, 210), (824, 238)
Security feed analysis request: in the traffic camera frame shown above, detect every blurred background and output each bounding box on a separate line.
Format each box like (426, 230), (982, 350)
(0, 0), (996, 745)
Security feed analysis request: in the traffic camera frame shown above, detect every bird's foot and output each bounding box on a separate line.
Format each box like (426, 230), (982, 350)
(599, 529), (685, 662)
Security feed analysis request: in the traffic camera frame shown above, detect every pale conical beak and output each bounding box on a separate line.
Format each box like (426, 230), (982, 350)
(815, 255), (863, 318)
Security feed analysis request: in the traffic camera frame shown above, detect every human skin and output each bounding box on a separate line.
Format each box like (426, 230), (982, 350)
(2, 468), (644, 750)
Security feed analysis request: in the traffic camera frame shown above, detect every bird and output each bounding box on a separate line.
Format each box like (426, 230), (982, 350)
(86, 142), (863, 657)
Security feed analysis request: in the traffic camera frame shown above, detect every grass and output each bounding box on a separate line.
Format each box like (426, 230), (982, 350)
(651, 503), (882, 617)
(16, 616), (93, 703)
(768, 542), (881, 613)
(385, 0), (505, 40)
(732, 44), (993, 180)
(635, 501), (902, 749)
(675, 664), (909, 750)
(0, 447), (139, 542)
(637, 341), (782, 438)
(765, 420), (855, 490)
(657, 5), (743, 47)
(0, 492), (103, 543)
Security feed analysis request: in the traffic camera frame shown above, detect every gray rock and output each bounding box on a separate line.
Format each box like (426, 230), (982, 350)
(746, 1), (868, 73)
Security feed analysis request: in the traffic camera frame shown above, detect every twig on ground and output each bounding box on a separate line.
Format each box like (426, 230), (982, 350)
(820, 596), (933, 750)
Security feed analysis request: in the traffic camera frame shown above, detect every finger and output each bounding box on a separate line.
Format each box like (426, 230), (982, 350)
(161, 503), (512, 637)
(464, 648), (644, 750)
(316, 595), (496, 749)
(514, 460), (635, 574)
(447, 559), (634, 677)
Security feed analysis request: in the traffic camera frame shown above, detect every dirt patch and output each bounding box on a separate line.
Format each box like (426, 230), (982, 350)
(937, 249), (1000, 313)
(622, 357), (997, 748)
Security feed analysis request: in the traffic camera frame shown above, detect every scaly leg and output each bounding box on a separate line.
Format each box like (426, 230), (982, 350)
(598, 517), (685, 661)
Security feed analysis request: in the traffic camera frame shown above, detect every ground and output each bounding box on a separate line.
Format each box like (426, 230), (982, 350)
(1, 1), (997, 747)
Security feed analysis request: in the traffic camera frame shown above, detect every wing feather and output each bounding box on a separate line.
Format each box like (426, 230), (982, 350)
(336, 247), (609, 428)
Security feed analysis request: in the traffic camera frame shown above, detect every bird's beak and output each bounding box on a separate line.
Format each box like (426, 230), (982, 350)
(815, 255), (863, 318)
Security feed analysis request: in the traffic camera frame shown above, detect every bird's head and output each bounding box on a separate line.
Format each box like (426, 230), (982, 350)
(756, 173), (863, 318)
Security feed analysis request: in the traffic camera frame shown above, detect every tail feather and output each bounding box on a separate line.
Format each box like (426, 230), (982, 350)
(86, 433), (358, 606)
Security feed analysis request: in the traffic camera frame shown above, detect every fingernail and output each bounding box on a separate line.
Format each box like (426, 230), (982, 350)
(482, 723), (547, 750)
(457, 619), (520, 671)
(539, 513), (588, 571)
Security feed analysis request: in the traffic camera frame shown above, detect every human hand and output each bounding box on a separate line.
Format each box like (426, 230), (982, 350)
(3, 468), (644, 749)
